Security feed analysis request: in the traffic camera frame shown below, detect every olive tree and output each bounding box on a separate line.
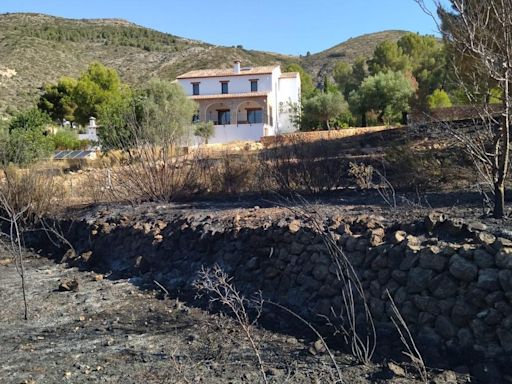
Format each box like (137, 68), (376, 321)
(99, 79), (198, 202)
(349, 71), (414, 126)
(194, 121), (215, 145)
(302, 92), (349, 130)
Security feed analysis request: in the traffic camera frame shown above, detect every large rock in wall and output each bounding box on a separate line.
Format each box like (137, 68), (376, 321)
(37, 211), (512, 362)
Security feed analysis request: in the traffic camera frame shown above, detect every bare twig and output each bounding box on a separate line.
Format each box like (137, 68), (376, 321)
(194, 265), (268, 384)
(386, 290), (428, 383)
(0, 192), (29, 320)
(154, 280), (170, 296)
(266, 300), (344, 384)
(169, 348), (193, 384)
(277, 193), (377, 366)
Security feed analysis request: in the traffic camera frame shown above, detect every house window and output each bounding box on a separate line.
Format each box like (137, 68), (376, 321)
(192, 83), (200, 95)
(221, 81), (229, 94)
(247, 108), (263, 124)
(218, 110), (230, 125)
(250, 80), (258, 92)
(192, 114), (200, 123)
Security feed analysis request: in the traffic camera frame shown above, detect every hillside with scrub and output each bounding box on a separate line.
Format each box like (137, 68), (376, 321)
(0, 13), (416, 117)
(0, 13), (295, 116)
(301, 30), (409, 81)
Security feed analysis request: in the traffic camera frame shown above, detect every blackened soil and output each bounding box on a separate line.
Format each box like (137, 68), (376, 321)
(0, 251), (469, 384)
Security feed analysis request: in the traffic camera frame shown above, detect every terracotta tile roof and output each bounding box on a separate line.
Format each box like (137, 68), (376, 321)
(190, 91), (270, 100)
(177, 65), (278, 79)
(279, 72), (299, 79)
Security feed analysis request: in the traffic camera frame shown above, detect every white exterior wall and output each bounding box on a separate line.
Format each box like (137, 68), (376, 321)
(178, 73), (273, 96)
(277, 75), (301, 134)
(78, 117), (99, 143)
(269, 66), (280, 131)
(78, 127), (98, 142)
(207, 123), (270, 144)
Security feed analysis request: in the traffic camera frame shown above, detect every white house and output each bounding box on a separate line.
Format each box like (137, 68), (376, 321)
(177, 62), (301, 144)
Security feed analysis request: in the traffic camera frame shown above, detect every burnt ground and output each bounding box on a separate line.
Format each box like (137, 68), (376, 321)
(0, 189), (507, 384)
(1, 251), (468, 384)
(64, 188), (512, 235)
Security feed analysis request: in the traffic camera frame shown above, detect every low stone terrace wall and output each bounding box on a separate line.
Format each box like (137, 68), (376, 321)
(34, 210), (512, 367)
(260, 126), (400, 147)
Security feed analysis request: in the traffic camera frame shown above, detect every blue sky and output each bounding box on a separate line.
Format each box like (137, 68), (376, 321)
(0, 0), (442, 55)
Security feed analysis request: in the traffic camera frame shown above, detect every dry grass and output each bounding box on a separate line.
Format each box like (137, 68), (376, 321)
(24, 126), (482, 209)
(0, 165), (67, 222)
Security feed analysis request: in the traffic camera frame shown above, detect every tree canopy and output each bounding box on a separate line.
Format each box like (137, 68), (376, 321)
(333, 62), (355, 99)
(39, 62), (131, 127)
(369, 40), (411, 75)
(8, 107), (52, 134)
(73, 62), (131, 126)
(38, 77), (78, 124)
(135, 79), (197, 145)
(349, 71), (414, 125)
(366, 33), (448, 107)
(98, 79), (197, 150)
(303, 92), (348, 130)
(427, 89), (452, 110)
(194, 121), (215, 145)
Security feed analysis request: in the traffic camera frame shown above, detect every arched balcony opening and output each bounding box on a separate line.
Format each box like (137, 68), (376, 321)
(235, 100), (268, 125)
(204, 102), (232, 125)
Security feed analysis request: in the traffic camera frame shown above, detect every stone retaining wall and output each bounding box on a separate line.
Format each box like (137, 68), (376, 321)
(260, 126), (400, 147)
(43, 211), (512, 364)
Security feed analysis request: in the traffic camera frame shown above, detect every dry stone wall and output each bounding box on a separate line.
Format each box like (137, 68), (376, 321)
(44, 211), (512, 364)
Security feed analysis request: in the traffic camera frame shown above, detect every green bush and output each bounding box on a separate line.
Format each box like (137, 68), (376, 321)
(3, 109), (55, 165)
(427, 89), (452, 110)
(349, 70), (414, 125)
(51, 129), (81, 150)
(0, 118), (8, 132)
(194, 121), (214, 144)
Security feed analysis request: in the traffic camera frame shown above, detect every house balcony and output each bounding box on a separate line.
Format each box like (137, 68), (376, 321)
(193, 95), (275, 144)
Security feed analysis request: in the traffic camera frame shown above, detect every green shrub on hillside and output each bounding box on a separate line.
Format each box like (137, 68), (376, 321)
(2, 109), (55, 165)
(19, 23), (180, 53)
(0, 119), (8, 136)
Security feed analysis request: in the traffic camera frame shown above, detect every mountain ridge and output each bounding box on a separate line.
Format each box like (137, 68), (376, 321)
(0, 12), (410, 116)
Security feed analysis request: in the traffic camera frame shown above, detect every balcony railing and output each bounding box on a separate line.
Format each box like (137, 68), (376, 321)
(208, 120), (265, 126)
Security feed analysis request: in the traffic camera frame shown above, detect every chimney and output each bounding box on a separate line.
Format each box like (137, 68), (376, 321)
(89, 116), (97, 128)
(233, 61), (241, 74)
